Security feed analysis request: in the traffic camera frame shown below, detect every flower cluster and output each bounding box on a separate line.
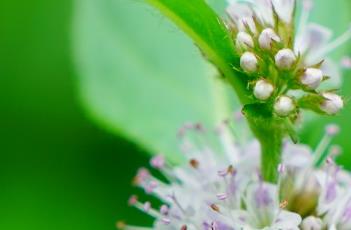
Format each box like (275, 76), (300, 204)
(120, 117), (351, 229)
(227, 0), (350, 117)
(118, 0), (351, 229)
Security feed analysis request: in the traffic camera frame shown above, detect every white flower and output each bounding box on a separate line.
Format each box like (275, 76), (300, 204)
(274, 96), (295, 116)
(320, 93), (344, 115)
(275, 49), (296, 70)
(236, 31), (254, 52)
(227, 0), (296, 26)
(123, 120), (350, 230)
(259, 28), (281, 50)
(254, 79), (274, 100)
(300, 68), (323, 89)
(301, 216), (323, 230)
(240, 52), (258, 73)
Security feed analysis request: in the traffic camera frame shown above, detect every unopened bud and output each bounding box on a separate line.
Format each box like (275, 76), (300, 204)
(240, 52), (258, 73)
(258, 28), (280, 50)
(253, 79), (274, 100)
(320, 92), (344, 115)
(275, 49), (296, 70)
(301, 216), (323, 230)
(236, 31), (254, 52)
(300, 68), (323, 89)
(274, 96), (295, 116)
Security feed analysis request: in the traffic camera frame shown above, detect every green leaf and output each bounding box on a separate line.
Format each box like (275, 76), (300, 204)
(72, 0), (238, 162)
(146, 0), (248, 102)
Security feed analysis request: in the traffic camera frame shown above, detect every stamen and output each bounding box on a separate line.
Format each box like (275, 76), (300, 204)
(279, 199), (289, 209)
(313, 124), (340, 167)
(145, 181), (158, 194)
(341, 56), (351, 69)
(128, 195), (138, 206)
(150, 155), (165, 169)
(216, 193), (228, 201)
(133, 168), (150, 185)
(160, 217), (171, 225)
(316, 26), (351, 57)
(329, 145), (342, 158)
(169, 193), (186, 215)
(189, 159), (199, 169)
(210, 203), (221, 212)
(160, 205), (169, 215)
(143, 202), (151, 212)
(297, 0), (313, 39)
(277, 163), (286, 174)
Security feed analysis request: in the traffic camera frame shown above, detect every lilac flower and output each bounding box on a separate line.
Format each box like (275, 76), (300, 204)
(120, 118), (350, 229)
(119, 0), (351, 229)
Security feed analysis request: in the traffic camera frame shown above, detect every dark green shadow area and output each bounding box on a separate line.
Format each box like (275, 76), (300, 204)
(0, 0), (152, 229)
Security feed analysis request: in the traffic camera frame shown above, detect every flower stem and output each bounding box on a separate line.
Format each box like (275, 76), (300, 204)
(259, 130), (283, 182)
(243, 104), (284, 183)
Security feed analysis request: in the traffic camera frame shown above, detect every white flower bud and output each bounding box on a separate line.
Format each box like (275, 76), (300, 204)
(274, 96), (295, 116)
(258, 28), (280, 50)
(240, 52), (258, 73)
(301, 216), (323, 230)
(300, 68), (323, 89)
(236, 32), (254, 52)
(275, 49), (296, 70)
(320, 92), (344, 115)
(253, 79), (274, 100)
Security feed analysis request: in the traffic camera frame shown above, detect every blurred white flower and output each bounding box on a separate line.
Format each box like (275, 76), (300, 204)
(121, 119), (350, 230)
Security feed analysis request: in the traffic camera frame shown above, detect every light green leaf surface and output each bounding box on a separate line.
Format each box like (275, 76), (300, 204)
(73, 0), (351, 165)
(73, 0), (237, 162)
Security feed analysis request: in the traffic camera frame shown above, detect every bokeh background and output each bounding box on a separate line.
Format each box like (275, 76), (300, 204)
(0, 0), (350, 230)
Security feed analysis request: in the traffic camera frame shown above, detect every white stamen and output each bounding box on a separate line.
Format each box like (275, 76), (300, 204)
(341, 56), (351, 69)
(278, 163), (286, 174)
(326, 124), (340, 136)
(297, 0), (313, 38)
(316, 26), (351, 58)
(216, 193), (228, 201)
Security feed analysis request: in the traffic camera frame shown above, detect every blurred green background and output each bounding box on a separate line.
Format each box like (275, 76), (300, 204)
(0, 0), (350, 230)
(0, 0), (152, 229)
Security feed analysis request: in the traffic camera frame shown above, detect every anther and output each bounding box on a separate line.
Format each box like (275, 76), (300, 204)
(279, 200), (289, 209)
(189, 159), (199, 169)
(216, 193), (228, 201)
(128, 195), (138, 206)
(210, 204), (220, 212)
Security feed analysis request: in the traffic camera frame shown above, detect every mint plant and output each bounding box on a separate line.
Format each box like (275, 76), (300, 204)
(114, 0), (351, 229)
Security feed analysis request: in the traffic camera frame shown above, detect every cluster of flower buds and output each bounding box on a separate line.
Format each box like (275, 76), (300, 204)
(227, 0), (349, 118)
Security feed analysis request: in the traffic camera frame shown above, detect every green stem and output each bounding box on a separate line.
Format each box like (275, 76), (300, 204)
(243, 104), (285, 183)
(259, 130), (283, 182)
